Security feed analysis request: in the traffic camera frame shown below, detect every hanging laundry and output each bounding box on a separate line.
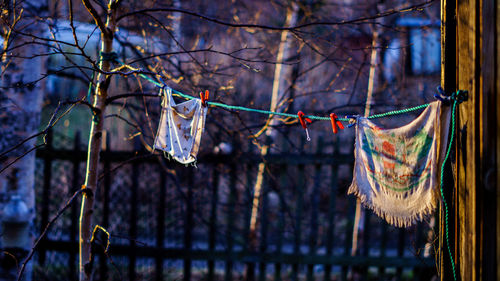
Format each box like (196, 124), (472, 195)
(154, 87), (207, 164)
(348, 101), (451, 227)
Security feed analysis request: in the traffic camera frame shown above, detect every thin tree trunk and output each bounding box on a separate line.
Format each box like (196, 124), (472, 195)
(351, 29), (379, 258)
(351, 30), (378, 256)
(245, 4), (298, 280)
(79, 2), (116, 279)
(0, 1), (48, 280)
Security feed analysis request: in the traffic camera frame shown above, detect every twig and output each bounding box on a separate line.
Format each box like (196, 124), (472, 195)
(0, 144), (45, 175)
(17, 188), (92, 281)
(0, 99), (92, 174)
(81, 0), (108, 37)
(105, 92), (159, 104)
(97, 153), (155, 182)
(117, 0), (434, 30)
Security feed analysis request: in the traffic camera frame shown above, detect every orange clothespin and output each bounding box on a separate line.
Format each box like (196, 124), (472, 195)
(200, 90), (209, 107)
(298, 111), (312, 141)
(329, 113), (344, 134)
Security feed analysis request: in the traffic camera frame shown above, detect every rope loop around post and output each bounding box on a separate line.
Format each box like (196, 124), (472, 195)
(435, 87), (468, 105)
(452, 90), (468, 104)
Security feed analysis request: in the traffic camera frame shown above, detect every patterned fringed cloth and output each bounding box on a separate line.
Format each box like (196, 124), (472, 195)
(349, 101), (451, 227)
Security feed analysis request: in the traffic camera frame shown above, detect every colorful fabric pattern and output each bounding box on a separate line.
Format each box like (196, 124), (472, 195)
(348, 101), (451, 227)
(154, 87), (207, 164)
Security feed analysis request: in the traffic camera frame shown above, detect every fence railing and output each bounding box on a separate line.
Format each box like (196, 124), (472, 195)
(34, 130), (436, 281)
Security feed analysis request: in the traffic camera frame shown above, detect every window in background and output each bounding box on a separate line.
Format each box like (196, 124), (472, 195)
(383, 38), (403, 82)
(409, 27), (440, 75)
(383, 18), (441, 82)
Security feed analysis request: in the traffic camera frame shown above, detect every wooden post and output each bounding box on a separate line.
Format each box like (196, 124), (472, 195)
(479, 0), (498, 278)
(497, 1), (500, 277)
(441, 0), (499, 280)
(440, 0), (457, 280)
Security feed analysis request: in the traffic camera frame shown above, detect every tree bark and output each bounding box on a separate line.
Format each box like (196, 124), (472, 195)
(79, 1), (116, 280)
(0, 1), (48, 280)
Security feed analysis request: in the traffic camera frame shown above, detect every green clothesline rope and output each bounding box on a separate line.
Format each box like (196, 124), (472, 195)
(366, 103), (430, 119)
(136, 72), (430, 122)
(439, 98), (458, 281)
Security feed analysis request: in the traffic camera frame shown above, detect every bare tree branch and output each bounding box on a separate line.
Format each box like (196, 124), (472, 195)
(17, 187), (92, 281)
(117, 0), (435, 30)
(81, 0), (108, 37)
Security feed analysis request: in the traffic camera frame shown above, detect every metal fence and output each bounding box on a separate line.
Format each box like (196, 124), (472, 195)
(33, 130), (437, 280)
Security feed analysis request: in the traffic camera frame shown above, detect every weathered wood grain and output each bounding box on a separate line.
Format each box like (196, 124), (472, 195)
(439, 0), (456, 277)
(442, 0), (499, 279)
(457, 0), (478, 279)
(497, 0), (500, 278)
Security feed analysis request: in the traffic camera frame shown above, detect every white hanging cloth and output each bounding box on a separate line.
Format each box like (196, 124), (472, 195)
(154, 87), (207, 164)
(348, 101), (451, 227)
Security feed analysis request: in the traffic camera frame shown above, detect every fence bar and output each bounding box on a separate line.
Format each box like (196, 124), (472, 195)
(274, 164), (287, 281)
(378, 222), (388, 278)
(362, 213), (371, 257)
(207, 166), (219, 281)
(39, 129), (52, 265)
(415, 224), (424, 258)
(183, 168), (194, 281)
(155, 167), (166, 281)
(244, 162), (255, 281)
(417, 217), (438, 280)
(291, 163), (305, 281)
(307, 139), (323, 281)
(258, 176), (268, 281)
(41, 239), (435, 267)
(224, 162), (237, 281)
(99, 132), (110, 280)
(414, 221), (426, 280)
(35, 149), (354, 165)
(342, 196), (356, 281)
(324, 140), (339, 281)
(396, 228), (405, 280)
(69, 131), (80, 280)
(128, 141), (140, 281)
(358, 211), (372, 280)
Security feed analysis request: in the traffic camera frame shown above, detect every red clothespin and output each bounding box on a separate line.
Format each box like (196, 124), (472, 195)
(329, 113), (344, 134)
(297, 111), (312, 141)
(200, 90), (209, 107)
